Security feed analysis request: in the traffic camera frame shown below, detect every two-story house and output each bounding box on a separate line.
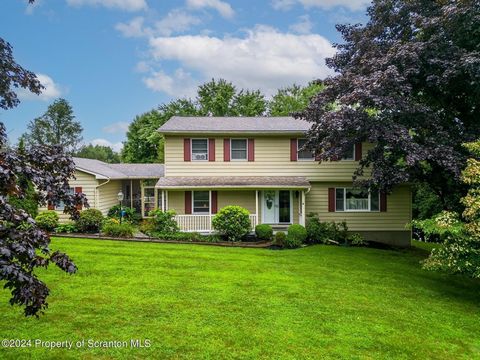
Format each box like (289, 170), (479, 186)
(43, 116), (411, 246)
(155, 116), (412, 246)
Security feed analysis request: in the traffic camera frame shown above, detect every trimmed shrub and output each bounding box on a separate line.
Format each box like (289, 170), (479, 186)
(35, 211), (59, 232)
(102, 220), (135, 237)
(148, 209), (179, 233)
(275, 231), (286, 247)
(285, 224), (307, 248)
(306, 214), (331, 244)
(255, 224), (273, 241)
(149, 232), (221, 243)
(212, 205), (251, 242)
(55, 222), (78, 233)
(107, 205), (141, 224)
(76, 208), (104, 233)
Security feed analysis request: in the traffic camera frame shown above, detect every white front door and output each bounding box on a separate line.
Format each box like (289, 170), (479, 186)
(262, 190), (292, 224)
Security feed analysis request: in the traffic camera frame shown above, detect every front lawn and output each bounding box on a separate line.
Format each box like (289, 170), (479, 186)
(0, 238), (479, 359)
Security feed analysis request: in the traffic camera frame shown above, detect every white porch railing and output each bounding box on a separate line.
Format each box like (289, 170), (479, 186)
(174, 214), (257, 233)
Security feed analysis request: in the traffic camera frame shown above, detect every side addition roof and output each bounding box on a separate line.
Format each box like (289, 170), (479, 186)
(73, 157), (164, 180)
(158, 116), (312, 135)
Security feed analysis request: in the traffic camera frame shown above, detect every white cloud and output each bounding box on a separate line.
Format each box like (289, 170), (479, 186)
(186, 0), (234, 18)
(289, 15), (313, 34)
(102, 122), (130, 134)
(66, 0), (147, 12)
(143, 68), (197, 97)
(90, 138), (123, 152)
(116, 10), (201, 38)
(272, 0), (370, 11)
(146, 25), (335, 96)
(18, 73), (62, 101)
(154, 9), (202, 36)
(115, 16), (147, 37)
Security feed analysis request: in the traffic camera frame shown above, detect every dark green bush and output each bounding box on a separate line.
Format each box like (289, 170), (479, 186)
(255, 224), (273, 241)
(55, 222), (78, 233)
(148, 231), (221, 243)
(148, 209), (179, 233)
(107, 205), (141, 224)
(306, 214), (331, 244)
(274, 231), (286, 247)
(76, 208), (104, 233)
(285, 224), (307, 248)
(102, 220), (135, 237)
(35, 211), (59, 232)
(212, 205), (251, 242)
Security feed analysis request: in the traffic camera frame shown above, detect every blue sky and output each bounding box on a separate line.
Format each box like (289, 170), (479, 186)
(1, 0), (368, 151)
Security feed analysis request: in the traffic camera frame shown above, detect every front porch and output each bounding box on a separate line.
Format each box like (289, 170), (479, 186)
(155, 176), (311, 233)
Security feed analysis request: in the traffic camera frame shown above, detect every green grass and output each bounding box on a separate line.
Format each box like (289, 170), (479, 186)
(0, 238), (479, 359)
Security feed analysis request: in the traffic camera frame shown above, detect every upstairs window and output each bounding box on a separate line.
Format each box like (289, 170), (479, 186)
(231, 139), (247, 160)
(342, 145), (355, 160)
(193, 191), (210, 214)
(191, 139), (208, 161)
(297, 139), (314, 160)
(335, 188), (379, 212)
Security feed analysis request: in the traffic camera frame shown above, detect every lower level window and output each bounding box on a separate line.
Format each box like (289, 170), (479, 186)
(193, 191), (210, 213)
(56, 187), (74, 210)
(336, 188), (379, 212)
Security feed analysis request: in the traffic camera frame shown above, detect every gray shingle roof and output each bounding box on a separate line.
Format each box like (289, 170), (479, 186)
(155, 176), (310, 189)
(158, 116), (311, 134)
(73, 157), (164, 180)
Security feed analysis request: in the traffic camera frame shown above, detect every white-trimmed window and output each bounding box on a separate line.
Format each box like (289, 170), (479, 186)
(297, 139), (314, 160)
(342, 145), (355, 160)
(191, 139), (208, 161)
(231, 139), (248, 160)
(193, 191), (210, 214)
(56, 187), (74, 210)
(335, 188), (379, 212)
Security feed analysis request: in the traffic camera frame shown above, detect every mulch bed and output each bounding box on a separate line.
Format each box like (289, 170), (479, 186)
(53, 233), (273, 248)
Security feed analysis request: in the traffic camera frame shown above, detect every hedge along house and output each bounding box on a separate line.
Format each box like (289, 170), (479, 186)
(39, 157), (164, 221)
(156, 116), (412, 246)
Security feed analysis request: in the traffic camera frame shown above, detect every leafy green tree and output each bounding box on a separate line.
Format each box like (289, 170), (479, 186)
(197, 79), (267, 116)
(269, 82), (324, 116)
(413, 140), (480, 278)
(300, 0), (480, 203)
(75, 144), (120, 163)
(24, 98), (83, 152)
(122, 99), (197, 163)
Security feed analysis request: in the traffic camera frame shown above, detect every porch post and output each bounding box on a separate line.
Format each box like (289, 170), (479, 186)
(255, 190), (259, 225)
(300, 190), (306, 226)
(130, 179), (133, 208)
(161, 190), (165, 211)
(165, 190), (169, 210)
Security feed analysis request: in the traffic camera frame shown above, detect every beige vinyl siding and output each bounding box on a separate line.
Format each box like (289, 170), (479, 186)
(39, 170), (98, 222)
(217, 191), (256, 213)
(165, 136), (372, 181)
(168, 191), (185, 214)
(96, 180), (122, 215)
(305, 182), (412, 231)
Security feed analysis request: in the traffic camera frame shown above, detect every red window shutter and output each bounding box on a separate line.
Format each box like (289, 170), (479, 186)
(355, 143), (362, 161)
(224, 138), (230, 162)
(47, 201), (55, 210)
(248, 139), (255, 162)
(211, 191), (218, 214)
(75, 187), (83, 210)
(328, 188), (335, 212)
(290, 139), (297, 161)
(184, 138), (191, 162)
(380, 191), (387, 212)
(209, 139), (215, 162)
(185, 191), (192, 214)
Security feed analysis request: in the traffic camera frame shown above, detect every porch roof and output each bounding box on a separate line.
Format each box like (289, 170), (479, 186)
(155, 176), (311, 190)
(73, 157), (164, 180)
